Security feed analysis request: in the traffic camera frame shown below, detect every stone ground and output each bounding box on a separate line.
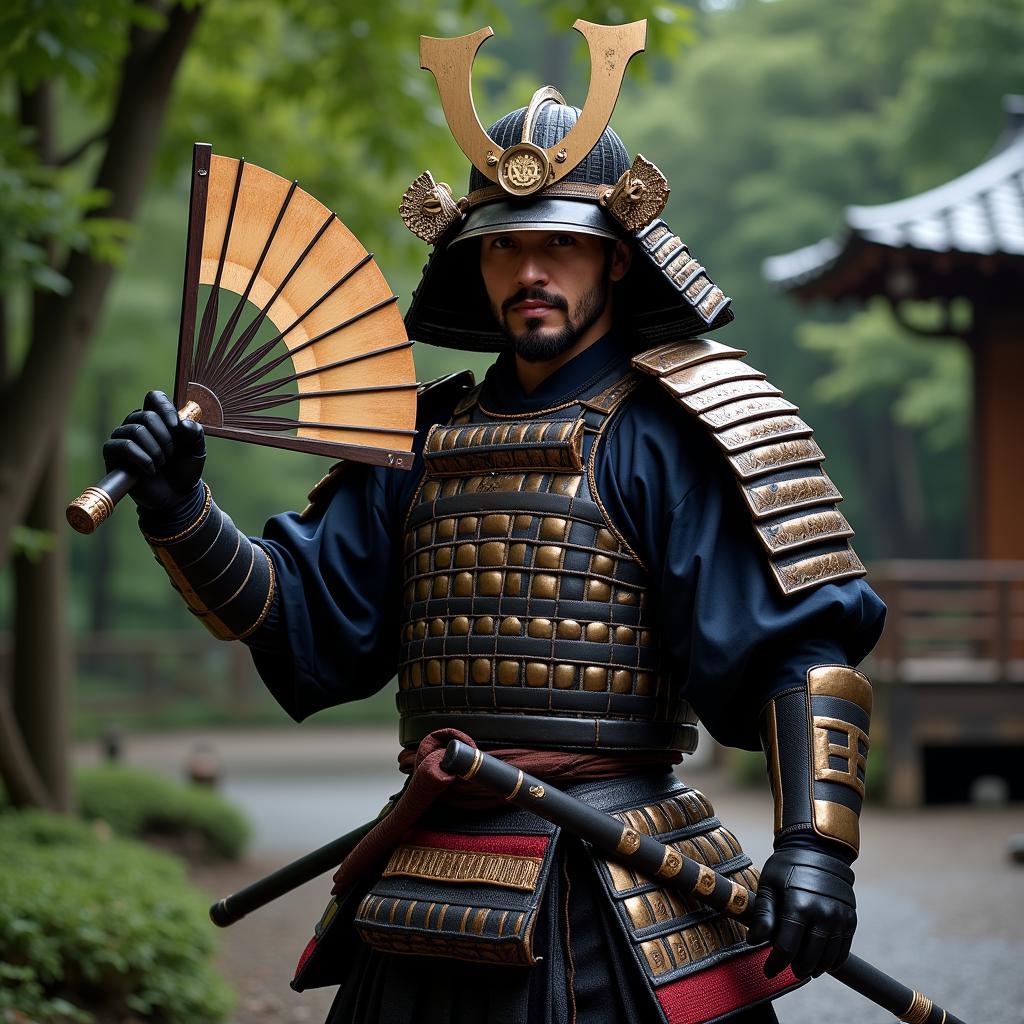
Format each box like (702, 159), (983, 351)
(77, 728), (1024, 1024)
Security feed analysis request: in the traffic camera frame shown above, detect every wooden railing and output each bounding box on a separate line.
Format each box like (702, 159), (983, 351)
(868, 560), (1024, 684)
(866, 561), (1024, 805)
(0, 631), (265, 722)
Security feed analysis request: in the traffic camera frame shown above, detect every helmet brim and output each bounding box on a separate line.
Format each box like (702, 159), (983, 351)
(451, 198), (621, 245)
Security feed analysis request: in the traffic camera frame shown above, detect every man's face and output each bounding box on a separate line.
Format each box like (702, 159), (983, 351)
(479, 230), (628, 363)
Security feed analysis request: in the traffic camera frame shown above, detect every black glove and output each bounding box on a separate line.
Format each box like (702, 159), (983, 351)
(746, 845), (856, 980)
(103, 390), (206, 511)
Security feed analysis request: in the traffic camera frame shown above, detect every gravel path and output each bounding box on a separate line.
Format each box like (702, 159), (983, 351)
(189, 857), (338, 1024)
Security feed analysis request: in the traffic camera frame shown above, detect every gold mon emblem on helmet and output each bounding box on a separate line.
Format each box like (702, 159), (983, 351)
(497, 143), (550, 196)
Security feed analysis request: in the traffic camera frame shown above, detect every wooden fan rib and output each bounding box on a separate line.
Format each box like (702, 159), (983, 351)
(232, 382), (419, 415)
(202, 426), (415, 468)
(217, 252), (377, 402)
(222, 416), (416, 436)
(202, 209), (338, 398)
(174, 144), (211, 407)
(194, 157), (245, 382)
(203, 177), (301, 394)
(224, 296), (401, 406)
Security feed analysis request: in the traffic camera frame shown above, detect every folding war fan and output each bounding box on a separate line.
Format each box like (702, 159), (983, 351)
(67, 143), (418, 534)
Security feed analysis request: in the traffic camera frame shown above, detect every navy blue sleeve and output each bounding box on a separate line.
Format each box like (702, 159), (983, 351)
(243, 461), (411, 721)
(594, 384), (886, 750)
(240, 375), (472, 721)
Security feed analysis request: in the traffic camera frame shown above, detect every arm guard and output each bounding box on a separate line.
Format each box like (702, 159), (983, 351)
(759, 665), (872, 857)
(141, 484), (276, 641)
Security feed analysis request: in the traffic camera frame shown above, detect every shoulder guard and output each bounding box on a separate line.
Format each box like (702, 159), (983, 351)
(632, 339), (866, 596)
(300, 370), (476, 519)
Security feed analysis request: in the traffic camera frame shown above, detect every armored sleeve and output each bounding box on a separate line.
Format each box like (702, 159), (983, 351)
(137, 466), (406, 722)
(593, 380), (885, 752)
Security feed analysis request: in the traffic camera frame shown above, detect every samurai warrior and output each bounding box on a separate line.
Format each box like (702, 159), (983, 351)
(102, 21), (885, 1024)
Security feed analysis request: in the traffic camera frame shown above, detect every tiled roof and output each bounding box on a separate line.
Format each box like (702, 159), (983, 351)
(763, 105), (1024, 290)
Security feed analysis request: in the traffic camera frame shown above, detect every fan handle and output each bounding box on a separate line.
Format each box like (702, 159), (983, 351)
(66, 401), (203, 535)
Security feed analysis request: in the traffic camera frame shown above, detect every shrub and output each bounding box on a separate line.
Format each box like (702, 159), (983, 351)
(76, 766), (250, 860)
(0, 810), (233, 1024)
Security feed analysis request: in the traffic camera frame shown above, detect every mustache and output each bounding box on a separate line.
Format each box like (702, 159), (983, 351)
(501, 287), (569, 317)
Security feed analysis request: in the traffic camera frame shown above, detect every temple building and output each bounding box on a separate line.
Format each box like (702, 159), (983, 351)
(764, 96), (1024, 560)
(763, 97), (1024, 807)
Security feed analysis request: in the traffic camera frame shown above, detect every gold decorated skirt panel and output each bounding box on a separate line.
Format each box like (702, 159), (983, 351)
(596, 784), (764, 984)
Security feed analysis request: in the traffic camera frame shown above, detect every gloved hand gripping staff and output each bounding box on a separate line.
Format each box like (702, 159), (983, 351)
(441, 740), (966, 1024)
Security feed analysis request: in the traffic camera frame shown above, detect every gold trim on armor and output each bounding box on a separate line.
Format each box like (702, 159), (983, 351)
(813, 716), (869, 799)
(237, 545), (278, 641)
(505, 769), (525, 802)
(585, 374), (648, 570)
(743, 474), (843, 519)
(726, 882), (750, 916)
(808, 665), (873, 715)
(423, 419), (584, 476)
(812, 799), (860, 855)
(756, 509), (854, 556)
(679, 377), (783, 414)
(579, 372), (642, 414)
(462, 180), (613, 212)
(382, 844), (543, 892)
(727, 437), (825, 481)
(632, 339), (746, 377)
(476, 395), (584, 419)
(764, 700), (783, 833)
(656, 845), (683, 880)
(140, 484), (213, 544)
(462, 748), (484, 780)
(693, 863), (717, 897)
(661, 359), (764, 398)
(698, 395), (799, 430)
(714, 415), (813, 454)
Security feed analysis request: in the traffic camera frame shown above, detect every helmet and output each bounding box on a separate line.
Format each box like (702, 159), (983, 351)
(401, 21), (733, 352)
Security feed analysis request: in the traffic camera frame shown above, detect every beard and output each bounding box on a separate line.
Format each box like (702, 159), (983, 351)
(493, 278), (609, 363)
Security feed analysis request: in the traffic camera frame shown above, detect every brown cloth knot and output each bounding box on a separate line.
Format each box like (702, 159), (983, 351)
(330, 729), (680, 894)
(330, 728), (474, 894)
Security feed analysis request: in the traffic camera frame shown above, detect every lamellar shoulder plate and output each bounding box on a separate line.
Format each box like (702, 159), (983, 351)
(632, 339), (866, 597)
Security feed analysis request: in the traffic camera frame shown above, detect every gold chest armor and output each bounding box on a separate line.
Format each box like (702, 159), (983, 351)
(396, 372), (698, 753)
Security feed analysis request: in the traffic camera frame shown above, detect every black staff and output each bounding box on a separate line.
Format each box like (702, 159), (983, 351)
(442, 740), (966, 1024)
(209, 807), (391, 927)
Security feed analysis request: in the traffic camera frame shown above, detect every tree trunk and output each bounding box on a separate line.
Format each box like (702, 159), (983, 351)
(0, 0), (202, 569)
(12, 431), (73, 812)
(0, 1), (202, 809)
(0, 691), (55, 809)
